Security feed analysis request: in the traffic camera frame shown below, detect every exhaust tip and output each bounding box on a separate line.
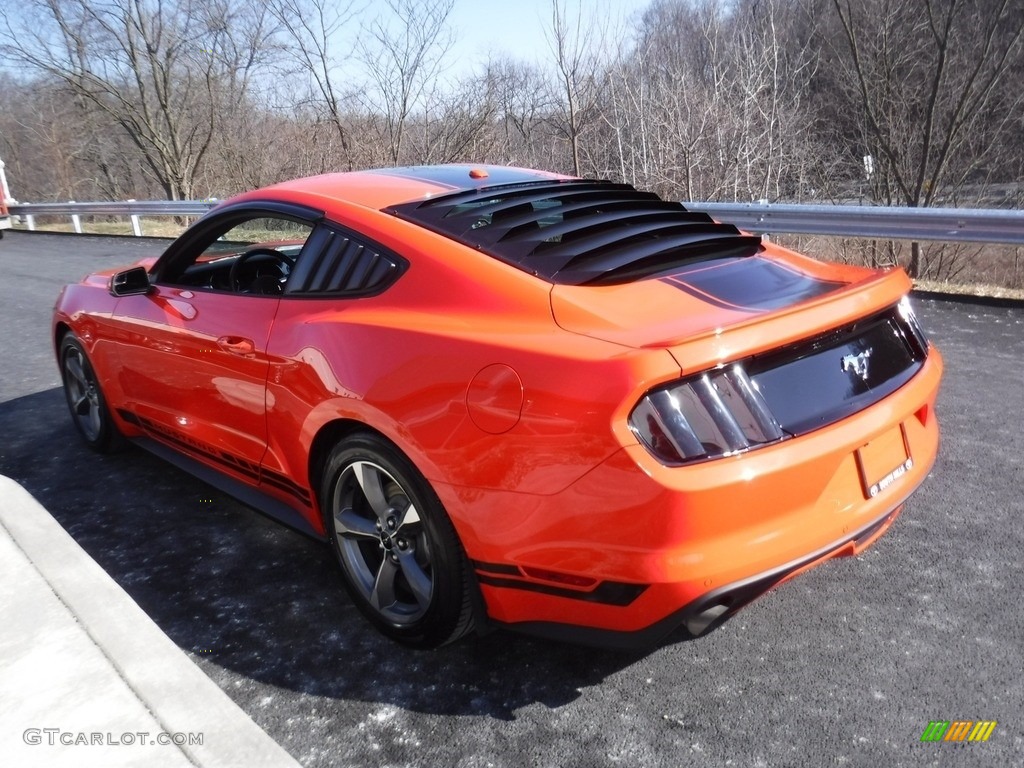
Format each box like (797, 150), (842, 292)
(684, 601), (732, 636)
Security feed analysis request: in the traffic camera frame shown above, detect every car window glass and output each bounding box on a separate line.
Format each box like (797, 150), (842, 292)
(163, 214), (313, 294)
(199, 217), (312, 261)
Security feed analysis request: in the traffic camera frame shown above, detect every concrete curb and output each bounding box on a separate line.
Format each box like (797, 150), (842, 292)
(0, 475), (302, 768)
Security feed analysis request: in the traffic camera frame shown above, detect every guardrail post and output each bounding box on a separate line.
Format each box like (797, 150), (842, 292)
(127, 199), (142, 236)
(69, 201), (82, 234)
(25, 213), (35, 231)
(757, 199), (771, 240)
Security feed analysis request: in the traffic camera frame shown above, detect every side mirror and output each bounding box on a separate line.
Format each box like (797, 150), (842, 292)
(110, 266), (151, 296)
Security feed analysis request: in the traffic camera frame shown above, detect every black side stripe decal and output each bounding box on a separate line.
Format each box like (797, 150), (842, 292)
(470, 559), (521, 576)
(127, 412), (311, 506)
(475, 572), (648, 607)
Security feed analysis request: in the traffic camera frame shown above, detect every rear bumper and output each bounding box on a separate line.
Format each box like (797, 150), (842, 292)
(496, 501), (904, 650)
(440, 348), (942, 647)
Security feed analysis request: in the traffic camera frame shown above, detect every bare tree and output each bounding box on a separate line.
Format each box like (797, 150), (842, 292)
(829, 0), (1024, 275)
(544, 0), (605, 176)
(357, 0), (454, 165)
(268, 0), (363, 171)
(0, 0), (279, 200)
(410, 76), (498, 164)
(480, 58), (552, 169)
(605, 0), (816, 202)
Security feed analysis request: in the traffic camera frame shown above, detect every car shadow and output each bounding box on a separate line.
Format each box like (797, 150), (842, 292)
(0, 388), (677, 720)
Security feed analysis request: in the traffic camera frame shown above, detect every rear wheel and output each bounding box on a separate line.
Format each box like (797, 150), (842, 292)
(59, 334), (123, 453)
(321, 433), (475, 648)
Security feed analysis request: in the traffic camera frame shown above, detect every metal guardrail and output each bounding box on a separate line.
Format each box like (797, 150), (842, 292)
(9, 200), (213, 216)
(4, 198), (1024, 245)
(684, 202), (1024, 246)
(8, 199), (216, 236)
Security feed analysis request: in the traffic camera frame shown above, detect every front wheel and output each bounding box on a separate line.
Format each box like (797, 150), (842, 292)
(321, 433), (476, 648)
(59, 334), (123, 453)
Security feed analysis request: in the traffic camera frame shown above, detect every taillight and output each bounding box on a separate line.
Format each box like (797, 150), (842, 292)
(628, 296), (928, 467)
(897, 296), (929, 355)
(628, 364), (786, 465)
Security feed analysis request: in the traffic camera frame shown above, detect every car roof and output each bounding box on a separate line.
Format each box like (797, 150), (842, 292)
(265, 165), (569, 211)
(251, 164), (762, 287)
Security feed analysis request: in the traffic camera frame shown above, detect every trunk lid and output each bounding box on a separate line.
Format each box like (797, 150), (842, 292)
(550, 249), (913, 374)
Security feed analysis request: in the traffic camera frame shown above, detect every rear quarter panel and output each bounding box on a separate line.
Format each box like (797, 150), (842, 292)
(261, 209), (680, 528)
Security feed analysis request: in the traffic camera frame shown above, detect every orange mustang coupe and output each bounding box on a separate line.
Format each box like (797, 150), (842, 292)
(53, 165), (942, 648)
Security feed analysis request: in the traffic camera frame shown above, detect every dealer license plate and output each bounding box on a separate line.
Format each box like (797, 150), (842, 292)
(855, 423), (913, 499)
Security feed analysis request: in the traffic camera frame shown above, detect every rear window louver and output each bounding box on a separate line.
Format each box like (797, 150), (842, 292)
(386, 179), (761, 285)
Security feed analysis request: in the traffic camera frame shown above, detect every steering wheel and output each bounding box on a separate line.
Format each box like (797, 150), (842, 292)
(229, 247), (292, 293)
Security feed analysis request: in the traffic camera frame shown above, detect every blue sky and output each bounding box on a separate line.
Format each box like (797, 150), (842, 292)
(442, 0), (654, 78)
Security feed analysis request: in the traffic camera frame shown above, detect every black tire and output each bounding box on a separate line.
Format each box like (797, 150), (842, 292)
(59, 334), (124, 453)
(321, 432), (476, 648)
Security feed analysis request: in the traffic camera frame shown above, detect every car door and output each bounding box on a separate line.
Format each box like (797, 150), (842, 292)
(111, 208), (315, 486)
(258, 221), (409, 505)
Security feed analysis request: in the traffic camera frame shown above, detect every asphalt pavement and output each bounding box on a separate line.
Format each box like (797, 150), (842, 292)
(0, 231), (1021, 767)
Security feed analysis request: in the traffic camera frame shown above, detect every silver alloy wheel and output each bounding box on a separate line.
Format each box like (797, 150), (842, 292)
(331, 460), (434, 624)
(63, 346), (102, 441)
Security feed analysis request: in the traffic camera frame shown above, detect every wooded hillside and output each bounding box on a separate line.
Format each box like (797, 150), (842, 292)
(2, 0), (1022, 283)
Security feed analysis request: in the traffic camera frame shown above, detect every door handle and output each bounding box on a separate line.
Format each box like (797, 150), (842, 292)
(216, 336), (255, 357)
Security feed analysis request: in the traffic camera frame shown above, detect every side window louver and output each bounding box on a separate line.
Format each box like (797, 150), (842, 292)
(290, 228), (404, 296)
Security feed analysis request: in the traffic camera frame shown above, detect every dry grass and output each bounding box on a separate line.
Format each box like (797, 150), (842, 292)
(775, 234), (1024, 295)
(11, 218), (189, 238)
(912, 278), (1024, 300)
